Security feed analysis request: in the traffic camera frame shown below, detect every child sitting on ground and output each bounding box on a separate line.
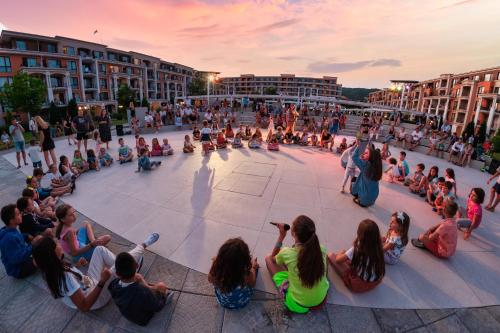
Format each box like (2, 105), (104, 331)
(72, 150), (89, 173)
(380, 143), (391, 160)
(267, 134), (280, 151)
(336, 138), (347, 154)
(208, 238), (258, 309)
(225, 123), (235, 139)
(384, 158), (400, 183)
(244, 126), (252, 140)
(266, 127), (274, 144)
(328, 219), (385, 293)
(136, 148), (162, 172)
(300, 131), (309, 146)
(382, 212), (410, 264)
(457, 188), (484, 240)
(136, 137), (150, 157)
(55, 204), (110, 261)
(284, 129), (293, 144)
(98, 147), (113, 167)
(276, 127), (285, 144)
(427, 177), (445, 205)
(319, 130), (332, 150)
(310, 131), (319, 147)
(21, 187), (56, 220)
(118, 138), (134, 164)
(192, 126), (201, 141)
(161, 138), (174, 156)
(216, 131), (228, 149)
(183, 135), (195, 154)
(232, 132), (243, 148)
(109, 241), (173, 326)
(433, 181), (455, 216)
(397, 151), (410, 182)
(17, 196), (54, 237)
(408, 163), (427, 195)
(35, 166), (74, 197)
(292, 132), (301, 144)
(151, 138), (163, 157)
(86, 149), (99, 171)
(412, 200), (458, 259)
(248, 134), (261, 149)
(28, 139), (42, 169)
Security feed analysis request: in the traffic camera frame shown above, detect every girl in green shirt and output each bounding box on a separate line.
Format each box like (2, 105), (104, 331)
(265, 215), (329, 313)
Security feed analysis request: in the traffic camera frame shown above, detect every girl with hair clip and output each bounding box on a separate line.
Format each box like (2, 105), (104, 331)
(265, 215), (329, 314)
(382, 212), (410, 264)
(208, 238), (259, 309)
(328, 219), (385, 293)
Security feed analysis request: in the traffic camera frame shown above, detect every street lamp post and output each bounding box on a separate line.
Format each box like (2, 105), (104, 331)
(207, 74), (214, 108)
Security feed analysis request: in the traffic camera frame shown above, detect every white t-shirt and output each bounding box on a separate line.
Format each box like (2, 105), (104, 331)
(60, 267), (94, 310)
(41, 173), (56, 189)
(1, 133), (9, 143)
(28, 146), (41, 163)
(411, 130), (423, 141)
(451, 142), (464, 152)
(204, 112), (212, 121)
(144, 115), (153, 124)
(345, 247), (378, 282)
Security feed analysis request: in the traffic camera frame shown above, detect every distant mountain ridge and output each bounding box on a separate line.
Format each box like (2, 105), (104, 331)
(341, 87), (379, 102)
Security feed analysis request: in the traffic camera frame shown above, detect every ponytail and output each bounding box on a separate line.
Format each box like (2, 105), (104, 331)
(294, 215), (325, 288)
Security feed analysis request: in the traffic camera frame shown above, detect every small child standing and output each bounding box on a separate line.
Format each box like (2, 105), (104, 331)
(457, 188), (484, 240)
(161, 138), (174, 156)
(93, 131), (102, 152)
(200, 120), (213, 155)
(136, 148), (161, 172)
(384, 158), (400, 183)
(28, 139), (42, 169)
(183, 135), (195, 153)
(340, 144), (358, 193)
(98, 147), (113, 167)
(382, 212), (410, 264)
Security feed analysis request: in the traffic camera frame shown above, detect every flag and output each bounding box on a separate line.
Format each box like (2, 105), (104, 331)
(93, 30), (98, 35)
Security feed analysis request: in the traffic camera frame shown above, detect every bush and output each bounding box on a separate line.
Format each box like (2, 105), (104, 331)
(492, 135), (500, 154)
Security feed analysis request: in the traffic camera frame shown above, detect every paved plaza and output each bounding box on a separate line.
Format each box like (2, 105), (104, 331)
(1, 131), (500, 332)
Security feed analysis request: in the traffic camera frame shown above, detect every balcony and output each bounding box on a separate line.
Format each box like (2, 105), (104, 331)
(83, 67), (96, 75)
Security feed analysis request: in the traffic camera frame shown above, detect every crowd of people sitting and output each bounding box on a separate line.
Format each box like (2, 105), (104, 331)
(1, 102), (499, 325)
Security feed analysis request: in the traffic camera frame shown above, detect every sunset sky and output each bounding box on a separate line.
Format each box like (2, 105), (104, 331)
(1, 0), (500, 88)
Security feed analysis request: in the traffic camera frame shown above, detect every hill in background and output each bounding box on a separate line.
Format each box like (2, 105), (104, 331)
(341, 87), (379, 101)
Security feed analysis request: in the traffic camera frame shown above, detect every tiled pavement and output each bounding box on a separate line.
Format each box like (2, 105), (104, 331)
(1, 156), (500, 333)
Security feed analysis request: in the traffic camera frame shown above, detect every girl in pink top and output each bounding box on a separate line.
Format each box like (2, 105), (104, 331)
(150, 138), (163, 157)
(55, 204), (111, 262)
(457, 188), (485, 240)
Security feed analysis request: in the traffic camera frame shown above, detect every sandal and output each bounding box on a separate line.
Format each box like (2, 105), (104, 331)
(411, 238), (425, 249)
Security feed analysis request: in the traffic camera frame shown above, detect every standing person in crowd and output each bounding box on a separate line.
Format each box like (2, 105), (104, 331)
(340, 143), (358, 193)
(29, 117), (39, 140)
(412, 200), (458, 259)
(28, 139), (42, 169)
(72, 109), (90, 153)
(328, 219), (385, 292)
(457, 188), (485, 240)
(208, 238), (258, 309)
(97, 108), (112, 150)
(351, 145), (383, 207)
(63, 114), (77, 146)
(9, 118), (28, 168)
(485, 166), (500, 212)
(265, 216), (329, 314)
(0, 204), (40, 279)
(32, 232), (159, 312)
(34, 116), (57, 169)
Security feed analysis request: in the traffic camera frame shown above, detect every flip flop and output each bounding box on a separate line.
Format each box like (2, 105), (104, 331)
(411, 238), (425, 249)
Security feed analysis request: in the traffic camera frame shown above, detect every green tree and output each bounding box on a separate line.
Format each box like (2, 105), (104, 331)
(477, 122), (487, 145)
(188, 76), (207, 96)
(117, 84), (135, 110)
(67, 98), (78, 118)
(264, 87), (278, 95)
(462, 121), (475, 140)
(48, 102), (59, 124)
(141, 97), (150, 109)
(0, 72), (46, 116)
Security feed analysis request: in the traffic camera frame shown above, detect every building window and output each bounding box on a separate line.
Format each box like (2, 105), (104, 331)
(0, 77), (13, 90)
(474, 75), (480, 81)
(47, 59), (61, 68)
(478, 87), (485, 94)
(23, 57), (38, 67)
(63, 46), (76, 55)
(98, 64), (106, 73)
(100, 79), (107, 88)
(15, 40), (27, 50)
(484, 74), (492, 82)
(0, 56), (11, 72)
(93, 51), (104, 59)
(67, 60), (77, 71)
(108, 53), (116, 61)
(70, 77), (79, 89)
(47, 44), (57, 53)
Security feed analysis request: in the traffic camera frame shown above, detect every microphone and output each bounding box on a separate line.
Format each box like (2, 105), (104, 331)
(270, 222), (290, 231)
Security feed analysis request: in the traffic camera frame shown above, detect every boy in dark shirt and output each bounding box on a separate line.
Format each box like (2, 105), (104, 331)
(16, 197), (54, 237)
(109, 251), (172, 326)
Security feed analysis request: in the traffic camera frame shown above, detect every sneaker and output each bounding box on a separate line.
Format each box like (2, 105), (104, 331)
(143, 232), (160, 247)
(411, 238), (425, 249)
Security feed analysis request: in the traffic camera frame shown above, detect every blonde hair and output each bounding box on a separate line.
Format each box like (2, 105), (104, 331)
(34, 116), (48, 129)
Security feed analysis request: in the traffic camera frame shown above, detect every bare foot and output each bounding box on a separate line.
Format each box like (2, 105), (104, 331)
(463, 232), (471, 240)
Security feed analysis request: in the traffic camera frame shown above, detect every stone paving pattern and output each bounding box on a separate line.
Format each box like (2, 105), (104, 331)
(2, 157), (500, 332)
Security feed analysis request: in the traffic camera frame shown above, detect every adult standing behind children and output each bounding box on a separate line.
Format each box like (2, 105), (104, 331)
(97, 109), (112, 150)
(72, 109), (90, 153)
(34, 116), (57, 169)
(9, 118), (28, 168)
(351, 145), (383, 207)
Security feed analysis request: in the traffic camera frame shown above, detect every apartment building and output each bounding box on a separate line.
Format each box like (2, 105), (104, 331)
(0, 30), (194, 116)
(368, 67), (500, 135)
(215, 74), (342, 98)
